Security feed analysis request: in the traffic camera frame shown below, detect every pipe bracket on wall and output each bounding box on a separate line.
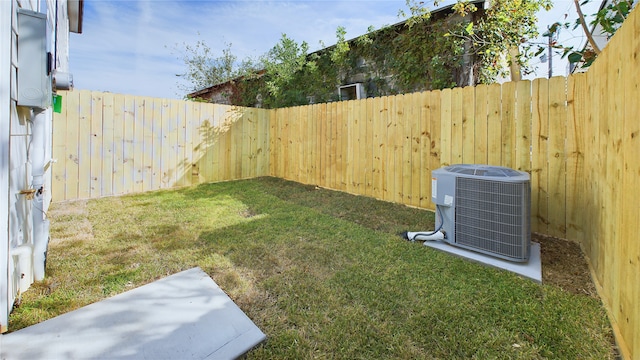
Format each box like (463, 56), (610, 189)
(52, 70), (73, 91)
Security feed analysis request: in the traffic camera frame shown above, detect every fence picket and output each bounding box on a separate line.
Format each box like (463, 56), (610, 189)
(388, 95), (401, 202)
(473, 84), (488, 165)
(65, 89), (80, 200)
(461, 86), (475, 164)
(409, 93), (421, 207)
(439, 89), (452, 167)
(141, 97), (152, 191)
(515, 80), (531, 173)
(183, 101), (194, 187)
(531, 78), (549, 234)
(364, 98), (374, 196)
(450, 87), (463, 165)
(319, 104), (328, 186)
(371, 97), (384, 199)
(486, 83), (501, 166)
(501, 81), (516, 169)
(112, 94), (124, 195)
(548, 77), (568, 238)
(419, 92), (432, 209)
(429, 90), (442, 191)
(123, 96), (136, 193)
(358, 100), (368, 193)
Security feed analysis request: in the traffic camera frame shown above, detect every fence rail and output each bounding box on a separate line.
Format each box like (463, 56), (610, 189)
(52, 6), (640, 359)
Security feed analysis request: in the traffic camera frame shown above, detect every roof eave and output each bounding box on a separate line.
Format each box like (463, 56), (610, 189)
(68, 0), (84, 34)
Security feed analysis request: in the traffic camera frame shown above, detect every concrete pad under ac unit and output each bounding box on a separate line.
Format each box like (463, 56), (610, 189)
(423, 241), (542, 283)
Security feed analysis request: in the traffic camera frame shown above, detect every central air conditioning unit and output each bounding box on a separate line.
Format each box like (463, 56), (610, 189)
(431, 164), (531, 262)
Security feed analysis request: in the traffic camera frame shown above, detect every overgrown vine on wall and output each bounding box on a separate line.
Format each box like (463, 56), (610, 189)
(230, 12), (475, 108)
(179, 0), (552, 108)
(351, 15), (469, 93)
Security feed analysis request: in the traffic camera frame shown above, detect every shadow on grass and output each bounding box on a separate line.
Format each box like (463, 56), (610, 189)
(178, 176), (437, 236)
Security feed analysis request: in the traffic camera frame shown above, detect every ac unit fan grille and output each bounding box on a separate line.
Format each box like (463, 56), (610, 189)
(454, 177), (531, 260)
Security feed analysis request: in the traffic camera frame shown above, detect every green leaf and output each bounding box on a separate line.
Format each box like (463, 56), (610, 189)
(465, 22), (474, 35)
(568, 52), (583, 63)
(619, 1), (630, 15)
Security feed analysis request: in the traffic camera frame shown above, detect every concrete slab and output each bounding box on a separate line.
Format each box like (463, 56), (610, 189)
(422, 241), (542, 283)
(0, 267), (266, 360)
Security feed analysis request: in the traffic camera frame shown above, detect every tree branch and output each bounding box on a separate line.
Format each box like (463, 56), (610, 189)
(574, 0), (601, 54)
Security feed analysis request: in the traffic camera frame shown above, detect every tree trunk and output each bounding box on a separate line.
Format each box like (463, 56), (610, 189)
(509, 47), (522, 82)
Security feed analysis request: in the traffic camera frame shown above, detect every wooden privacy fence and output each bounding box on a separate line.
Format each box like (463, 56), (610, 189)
(576, 8), (639, 359)
(52, 7), (639, 359)
(270, 78), (572, 238)
(52, 93), (270, 200)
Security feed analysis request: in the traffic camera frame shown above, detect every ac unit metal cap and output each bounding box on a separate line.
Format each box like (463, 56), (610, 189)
(442, 164), (529, 180)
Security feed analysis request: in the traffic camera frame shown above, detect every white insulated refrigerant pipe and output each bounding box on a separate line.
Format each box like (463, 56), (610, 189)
(30, 108), (50, 281)
(404, 230), (445, 241)
(401, 205), (446, 242)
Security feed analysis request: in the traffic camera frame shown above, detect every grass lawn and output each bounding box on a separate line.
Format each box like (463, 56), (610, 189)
(10, 177), (615, 359)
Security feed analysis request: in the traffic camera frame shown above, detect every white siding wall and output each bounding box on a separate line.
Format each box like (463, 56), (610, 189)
(1, 0), (71, 333)
(1, 0), (14, 334)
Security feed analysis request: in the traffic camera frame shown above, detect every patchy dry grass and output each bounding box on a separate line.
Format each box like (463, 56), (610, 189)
(10, 177), (616, 359)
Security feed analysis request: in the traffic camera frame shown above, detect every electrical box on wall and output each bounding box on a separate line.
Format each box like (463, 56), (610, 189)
(17, 8), (51, 109)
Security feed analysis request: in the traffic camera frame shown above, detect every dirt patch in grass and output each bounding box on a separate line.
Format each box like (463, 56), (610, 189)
(47, 200), (94, 244)
(535, 233), (598, 297)
(239, 208), (258, 218)
(533, 234), (620, 358)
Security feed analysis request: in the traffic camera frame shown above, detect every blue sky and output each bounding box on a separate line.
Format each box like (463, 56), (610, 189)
(69, 0), (602, 99)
